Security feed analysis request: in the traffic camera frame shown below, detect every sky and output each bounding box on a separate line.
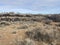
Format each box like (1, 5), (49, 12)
(0, 0), (60, 14)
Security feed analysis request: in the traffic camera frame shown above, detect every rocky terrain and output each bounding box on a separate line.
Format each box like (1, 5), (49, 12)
(0, 13), (60, 45)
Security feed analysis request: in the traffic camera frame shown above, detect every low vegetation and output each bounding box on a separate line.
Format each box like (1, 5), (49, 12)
(0, 12), (60, 45)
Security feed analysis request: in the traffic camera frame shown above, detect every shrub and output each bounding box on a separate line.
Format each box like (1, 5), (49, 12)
(48, 15), (60, 22)
(12, 38), (35, 45)
(42, 19), (52, 24)
(25, 14), (32, 17)
(25, 28), (52, 43)
(17, 25), (28, 29)
(12, 31), (16, 34)
(55, 24), (60, 27)
(0, 22), (10, 26)
(13, 18), (20, 21)
(31, 16), (49, 22)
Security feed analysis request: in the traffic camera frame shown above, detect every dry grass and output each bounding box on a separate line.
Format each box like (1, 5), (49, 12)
(0, 14), (60, 45)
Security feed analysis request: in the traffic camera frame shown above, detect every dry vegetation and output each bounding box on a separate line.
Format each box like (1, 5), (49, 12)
(0, 12), (60, 45)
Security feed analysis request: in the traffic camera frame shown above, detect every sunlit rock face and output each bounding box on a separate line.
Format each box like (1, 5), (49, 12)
(0, 13), (60, 45)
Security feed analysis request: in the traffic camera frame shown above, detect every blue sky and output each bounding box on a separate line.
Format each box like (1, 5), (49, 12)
(0, 0), (60, 14)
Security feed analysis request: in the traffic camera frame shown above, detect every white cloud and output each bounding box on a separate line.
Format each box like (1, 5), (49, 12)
(0, 0), (60, 14)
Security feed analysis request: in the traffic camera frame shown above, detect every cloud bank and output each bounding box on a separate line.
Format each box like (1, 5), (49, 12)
(0, 0), (60, 14)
